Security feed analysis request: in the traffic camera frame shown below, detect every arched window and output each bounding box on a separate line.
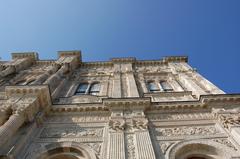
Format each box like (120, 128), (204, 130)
(89, 83), (101, 95)
(147, 81), (159, 92)
(160, 81), (173, 91)
(75, 83), (88, 95)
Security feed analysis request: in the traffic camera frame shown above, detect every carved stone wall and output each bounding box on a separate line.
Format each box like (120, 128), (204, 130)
(0, 52), (239, 159)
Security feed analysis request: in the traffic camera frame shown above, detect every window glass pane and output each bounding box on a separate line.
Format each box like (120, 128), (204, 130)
(75, 83), (88, 94)
(90, 83), (100, 95)
(148, 82), (159, 92)
(160, 81), (173, 91)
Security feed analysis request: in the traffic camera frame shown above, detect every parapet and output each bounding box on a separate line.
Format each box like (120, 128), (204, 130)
(11, 52), (39, 60)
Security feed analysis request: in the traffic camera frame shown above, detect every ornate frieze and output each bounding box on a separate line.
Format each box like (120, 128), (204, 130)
(213, 108), (240, 130)
(39, 127), (104, 138)
(46, 115), (109, 123)
(148, 112), (215, 121)
(155, 125), (218, 137)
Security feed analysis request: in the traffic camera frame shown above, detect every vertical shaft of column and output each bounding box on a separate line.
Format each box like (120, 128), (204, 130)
(230, 126), (240, 146)
(170, 78), (184, 91)
(178, 73), (206, 97)
(139, 76), (148, 94)
(0, 112), (9, 126)
(127, 72), (139, 97)
(107, 132), (125, 159)
(0, 113), (25, 147)
(193, 72), (225, 94)
(112, 72), (122, 98)
(135, 131), (156, 159)
(101, 81), (109, 96)
(32, 64), (59, 85)
(0, 66), (15, 77)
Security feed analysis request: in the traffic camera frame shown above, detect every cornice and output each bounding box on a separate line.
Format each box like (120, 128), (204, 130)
(80, 61), (113, 67)
(144, 91), (193, 97)
(150, 94), (240, 111)
(111, 57), (136, 63)
(50, 104), (108, 113)
(103, 97), (151, 110)
(163, 56), (188, 63)
(36, 60), (55, 65)
(5, 85), (52, 109)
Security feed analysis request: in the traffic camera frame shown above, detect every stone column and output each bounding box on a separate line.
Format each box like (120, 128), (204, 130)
(107, 117), (126, 159)
(108, 132), (125, 159)
(0, 113), (25, 146)
(0, 66), (15, 77)
(31, 64), (60, 85)
(112, 72), (122, 98)
(101, 81), (109, 96)
(132, 117), (156, 159)
(0, 111), (9, 126)
(169, 77), (184, 92)
(193, 72), (225, 94)
(230, 126), (240, 145)
(44, 64), (69, 92)
(139, 76), (148, 94)
(135, 131), (156, 159)
(126, 72), (139, 97)
(178, 73), (206, 97)
(0, 103), (12, 126)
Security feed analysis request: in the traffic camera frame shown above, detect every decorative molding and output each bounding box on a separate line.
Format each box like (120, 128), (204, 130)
(159, 141), (175, 154)
(39, 127), (104, 138)
(213, 138), (238, 151)
(155, 125), (218, 137)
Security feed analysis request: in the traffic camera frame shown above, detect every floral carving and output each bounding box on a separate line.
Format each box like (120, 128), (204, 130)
(86, 143), (102, 158)
(213, 138), (238, 151)
(159, 142), (175, 154)
(132, 118), (148, 130)
(40, 127), (103, 138)
(219, 114), (240, 129)
(109, 119), (126, 132)
(155, 125), (217, 136)
(126, 134), (136, 159)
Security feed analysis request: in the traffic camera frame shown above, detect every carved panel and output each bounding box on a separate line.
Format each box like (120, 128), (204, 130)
(39, 127), (104, 138)
(155, 125), (218, 137)
(148, 113), (215, 121)
(46, 115), (109, 123)
(126, 133), (136, 159)
(159, 141), (175, 154)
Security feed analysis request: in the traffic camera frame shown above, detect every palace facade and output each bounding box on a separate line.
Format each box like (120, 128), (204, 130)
(0, 51), (240, 159)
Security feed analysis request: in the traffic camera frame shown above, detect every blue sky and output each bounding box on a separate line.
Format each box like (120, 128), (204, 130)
(0, 0), (239, 93)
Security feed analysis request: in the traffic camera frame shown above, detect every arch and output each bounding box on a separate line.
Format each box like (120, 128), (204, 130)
(167, 139), (235, 159)
(32, 142), (97, 159)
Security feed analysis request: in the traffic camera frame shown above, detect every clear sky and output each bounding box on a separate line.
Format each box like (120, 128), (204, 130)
(0, 0), (239, 93)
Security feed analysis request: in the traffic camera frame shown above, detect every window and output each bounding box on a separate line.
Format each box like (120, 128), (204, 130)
(75, 82), (101, 96)
(75, 83), (88, 95)
(89, 83), (101, 95)
(148, 81), (160, 92)
(160, 81), (173, 92)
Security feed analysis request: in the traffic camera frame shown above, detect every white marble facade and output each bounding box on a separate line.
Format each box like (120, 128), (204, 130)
(0, 51), (240, 159)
